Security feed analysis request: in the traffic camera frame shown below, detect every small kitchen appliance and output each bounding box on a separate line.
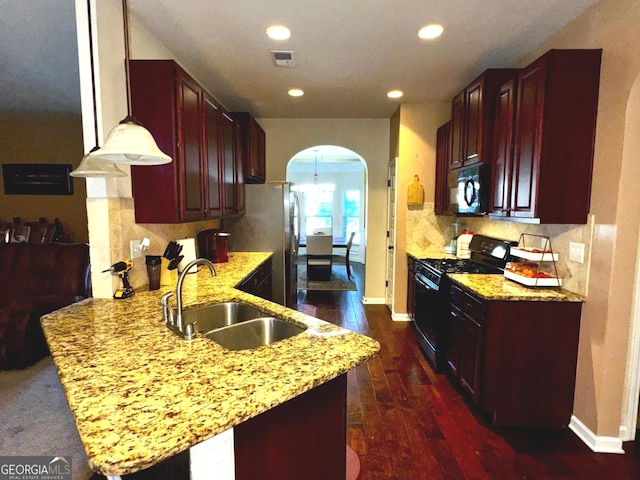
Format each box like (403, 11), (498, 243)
(445, 221), (465, 254)
(197, 229), (230, 263)
(448, 164), (488, 215)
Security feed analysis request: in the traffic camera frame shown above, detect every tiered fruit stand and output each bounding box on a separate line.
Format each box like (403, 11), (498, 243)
(504, 233), (562, 287)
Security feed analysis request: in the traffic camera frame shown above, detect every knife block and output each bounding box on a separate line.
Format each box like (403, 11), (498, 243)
(160, 258), (177, 286)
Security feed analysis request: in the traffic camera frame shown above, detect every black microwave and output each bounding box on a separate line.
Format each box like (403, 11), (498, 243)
(448, 164), (488, 215)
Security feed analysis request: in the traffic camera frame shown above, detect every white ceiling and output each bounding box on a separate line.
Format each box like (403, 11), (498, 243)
(1, 0), (599, 118)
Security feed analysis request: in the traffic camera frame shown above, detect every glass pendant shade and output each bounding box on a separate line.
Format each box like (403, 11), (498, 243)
(70, 147), (127, 178)
(89, 116), (172, 165)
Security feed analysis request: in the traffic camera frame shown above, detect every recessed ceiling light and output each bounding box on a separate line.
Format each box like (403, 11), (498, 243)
(418, 24), (444, 40)
(387, 90), (403, 99)
(288, 88), (304, 97)
(267, 25), (291, 40)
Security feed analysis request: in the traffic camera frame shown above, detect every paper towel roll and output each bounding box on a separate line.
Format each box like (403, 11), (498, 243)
(177, 238), (198, 273)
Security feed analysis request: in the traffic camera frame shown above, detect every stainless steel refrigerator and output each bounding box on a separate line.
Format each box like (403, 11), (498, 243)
(225, 182), (300, 307)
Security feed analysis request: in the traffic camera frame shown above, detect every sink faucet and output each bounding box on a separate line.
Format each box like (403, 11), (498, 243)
(161, 258), (216, 339)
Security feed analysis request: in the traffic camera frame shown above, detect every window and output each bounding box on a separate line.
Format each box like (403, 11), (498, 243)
(302, 186), (334, 239)
(343, 190), (360, 244)
(293, 183), (361, 245)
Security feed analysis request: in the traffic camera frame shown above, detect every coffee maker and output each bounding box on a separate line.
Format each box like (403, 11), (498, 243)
(196, 229), (230, 263)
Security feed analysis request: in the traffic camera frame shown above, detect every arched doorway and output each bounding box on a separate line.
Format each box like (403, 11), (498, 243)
(286, 144), (368, 278)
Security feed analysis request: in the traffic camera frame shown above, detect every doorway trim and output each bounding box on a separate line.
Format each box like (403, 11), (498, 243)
(385, 157), (398, 314)
(620, 72), (640, 444)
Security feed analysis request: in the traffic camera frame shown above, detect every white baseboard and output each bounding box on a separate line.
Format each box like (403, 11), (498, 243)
(392, 312), (411, 321)
(362, 297), (385, 304)
(569, 415), (625, 454)
(619, 425), (636, 442)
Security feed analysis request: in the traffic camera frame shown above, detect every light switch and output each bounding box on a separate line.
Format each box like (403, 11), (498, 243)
(569, 242), (585, 264)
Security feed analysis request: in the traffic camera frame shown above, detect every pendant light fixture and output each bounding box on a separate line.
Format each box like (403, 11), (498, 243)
(88, 0), (171, 166)
(71, 0), (126, 178)
(313, 149), (319, 185)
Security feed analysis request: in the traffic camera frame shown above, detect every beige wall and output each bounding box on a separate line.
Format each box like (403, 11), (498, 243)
(393, 103), (450, 315)
(523, 0), (640, 438)
(257, 118), (390, 302)
(0, 113), (88, 243)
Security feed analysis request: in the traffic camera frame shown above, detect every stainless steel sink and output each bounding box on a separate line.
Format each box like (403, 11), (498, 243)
(204, 317), (307, 350)
(182, 302), (267, 334)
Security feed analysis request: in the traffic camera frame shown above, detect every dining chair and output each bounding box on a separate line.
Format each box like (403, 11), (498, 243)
(344, 231), (356, 280)
(306, 234), (333, 281)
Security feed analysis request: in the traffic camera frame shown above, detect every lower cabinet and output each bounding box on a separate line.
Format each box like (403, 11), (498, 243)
(448, 283), (582, 427)
(448, 285), (483, 402)
(235, 374), (347, 480)
(237, 258), (273, 301)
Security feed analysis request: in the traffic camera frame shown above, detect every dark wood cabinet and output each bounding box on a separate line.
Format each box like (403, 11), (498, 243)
(450, 92), (465, 170)
(204, 94), (223, 217)
(129, 59), (242, 223)
(491, 49), (602, 224)
(177, 71), (206, 221)
(434, 121), (452, 215)
(489, 79), (517, 216)
(449, 69), (519, 170)
(237, 258), (272, 301)
(447, 282), (582, 427)
(235, 374), (347, 480)
(233, 112), (266, 184)
(221, 109), (243, 217)
(448, 285), (483, 402)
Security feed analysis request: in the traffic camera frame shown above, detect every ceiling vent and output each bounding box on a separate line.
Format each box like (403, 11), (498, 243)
(271, 50), (295, 67)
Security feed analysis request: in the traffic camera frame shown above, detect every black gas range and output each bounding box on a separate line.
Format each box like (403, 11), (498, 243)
(413, 234), (513, 372)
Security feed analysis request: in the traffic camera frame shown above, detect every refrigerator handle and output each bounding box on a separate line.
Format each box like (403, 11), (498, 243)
(294, 192), (301, 254)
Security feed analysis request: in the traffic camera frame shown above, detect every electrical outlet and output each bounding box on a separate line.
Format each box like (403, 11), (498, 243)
(130, 239), (143, 259)
(569, 242), (585, 264)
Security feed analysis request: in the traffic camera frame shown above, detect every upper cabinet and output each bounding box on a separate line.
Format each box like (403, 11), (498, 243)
(449, 69), (520, 170)
(434, 121), (452, 215)
(204, 93), (223, 218)
(490, 49), (602, 224)
(129, 60), (242, 223)
(220, 109), (245, 217)
(450, 92), (465, 170)
(490, 79), (518, 217)
(233, 112), (266, 184)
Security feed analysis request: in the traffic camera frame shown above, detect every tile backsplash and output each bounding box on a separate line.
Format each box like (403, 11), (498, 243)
(87, 197), (220, 297)
(407, 203), (592, 296)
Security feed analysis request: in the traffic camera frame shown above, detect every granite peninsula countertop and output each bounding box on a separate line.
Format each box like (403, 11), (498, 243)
(407, 247), (584, 303)
(41, 252), (380, 477)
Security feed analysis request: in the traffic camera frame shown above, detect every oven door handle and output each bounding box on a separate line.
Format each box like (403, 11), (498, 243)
(415, 272), (438, 291)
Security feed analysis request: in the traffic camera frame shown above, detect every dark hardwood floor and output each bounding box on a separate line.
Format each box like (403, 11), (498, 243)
(296, 262), (640, 480)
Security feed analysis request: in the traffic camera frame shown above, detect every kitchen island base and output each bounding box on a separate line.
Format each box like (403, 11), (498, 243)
(104, 374), (347, 480)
